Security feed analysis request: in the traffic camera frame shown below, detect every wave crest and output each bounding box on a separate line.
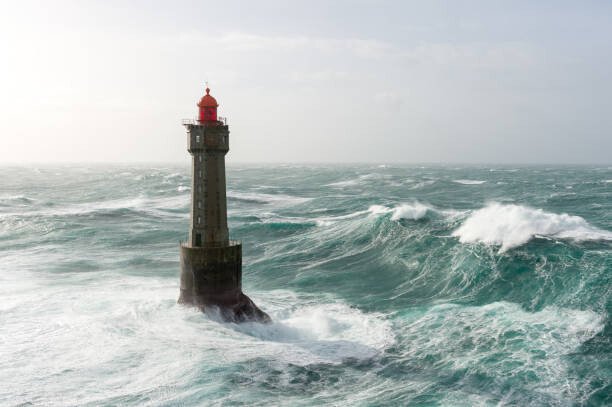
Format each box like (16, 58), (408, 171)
(452, 202), (612, 252)
(453, 179), (486, 185)
(368, 202), (444, 221)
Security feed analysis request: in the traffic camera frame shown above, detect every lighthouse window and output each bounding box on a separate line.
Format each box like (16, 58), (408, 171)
(196, 135), (200, 143)
(199, 155), (202, 162)
(197, 216), (201, 224)
(197, 201), (201, 209)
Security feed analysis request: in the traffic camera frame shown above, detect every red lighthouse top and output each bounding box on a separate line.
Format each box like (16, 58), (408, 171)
(197, 87), (219, 124)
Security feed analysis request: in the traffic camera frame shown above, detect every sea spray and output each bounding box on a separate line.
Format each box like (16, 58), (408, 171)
(452, 202), (612, 252)
(1, 165), (610, 406)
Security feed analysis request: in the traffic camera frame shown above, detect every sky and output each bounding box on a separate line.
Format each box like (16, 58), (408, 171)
(0, 0), (611, 164)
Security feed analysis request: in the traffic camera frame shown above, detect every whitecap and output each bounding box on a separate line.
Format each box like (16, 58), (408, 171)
(228, 191), (311, 206)
(452, 202), (612, 252)
(226, 298), (395, 364)
(410, 180), (436, 189)
(0, 195), (35, 203)
(489, 168), (519, 172)
(326, 179), (361, 187)
(390, 203), (430, 220)
(367, 202), (451, 221)
(0, 195), (189, 220)
(399, 302), (604, 403)
(453, 179), (486, 185)
(326, 173), (386, 188)
(367, 204), (393, 215)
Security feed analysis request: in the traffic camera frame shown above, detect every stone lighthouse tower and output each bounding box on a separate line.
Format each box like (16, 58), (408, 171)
(179, 86), (270, 323)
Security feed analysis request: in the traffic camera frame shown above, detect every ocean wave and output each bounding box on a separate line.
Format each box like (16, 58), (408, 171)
(0, 195), (189, 220)
(242, 201), (452, 230)
(399, 301), (603, 403)
(367, 202), (460, 221)
(452, 202), (612, 252)
(239, 208), (374, 229)
(390, 203), (431, 221)
(228, 191), (311, 206)
(489, 168), (519, 172)
(453, 179), (486, 185)
(226, 294), (394, 364)
(325, 179), (361, 187)
(409, 180), (436, 189)
(368, 203), (430, 221)
(325, 173), (385, 188)
(0, 195), (36, 205)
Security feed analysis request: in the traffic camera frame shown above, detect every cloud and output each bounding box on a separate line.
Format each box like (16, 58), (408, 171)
(374, 91), (404, 111)
(404, 42), (540, 70)
(175, 31), (394, 59)
(287, 70), (358, 83)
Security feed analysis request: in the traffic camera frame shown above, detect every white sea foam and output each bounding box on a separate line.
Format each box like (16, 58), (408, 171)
(367, 205), (393, 215)
(453, 179), (486, 185)
(400, 302), (604, 403)
(0, 195), (35, 204)
(250, 201), (440, 229)
(248, 208), (374, 228)
(367, 202), (442, 221)
(227, 297), (394, 364)
(390, 203), (431, 220)
(0, 269), (394, 406)
(326, 179), (361, 187)
(326, 173), (384, 188)
(489, 168), (519, 172)
(228, 191), (311, 206)
(410, 180), (436, 189)
(0, 195), (189, 220)
(453, 202), (612, 252)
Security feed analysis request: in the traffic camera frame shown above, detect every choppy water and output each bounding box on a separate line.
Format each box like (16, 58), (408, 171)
(1, 164), (611, 406)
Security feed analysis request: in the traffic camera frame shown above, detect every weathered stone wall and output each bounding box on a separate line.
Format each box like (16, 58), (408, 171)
(179, 242), (242, 306)
(186, 124), (230, 247)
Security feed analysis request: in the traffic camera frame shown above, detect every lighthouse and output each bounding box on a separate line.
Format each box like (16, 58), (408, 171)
(179, 86), (270, 323)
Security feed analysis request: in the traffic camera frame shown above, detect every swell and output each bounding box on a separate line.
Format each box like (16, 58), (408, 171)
(452, 202), (612, 252)
(1, 165), (610, 406)
(242, 200), (610, 317)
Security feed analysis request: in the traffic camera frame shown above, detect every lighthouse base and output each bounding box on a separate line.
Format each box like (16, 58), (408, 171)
(178, 243), (271, 323)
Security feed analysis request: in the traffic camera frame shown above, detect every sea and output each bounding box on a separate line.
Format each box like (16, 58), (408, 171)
(1, 164), (610, 406)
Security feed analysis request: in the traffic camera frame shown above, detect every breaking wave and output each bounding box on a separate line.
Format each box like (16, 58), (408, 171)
(452, 202), (612, 252)
(368, 202), (432, 220)
(227, 293), (395, 364)
(228, 191), (311, 206)
(398, 302), (604, 403)
(453, 179), (486, 185)
(2, 164), (610, 406)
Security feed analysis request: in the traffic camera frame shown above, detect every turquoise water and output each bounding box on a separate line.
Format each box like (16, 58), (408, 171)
(1, 164), (610, 406)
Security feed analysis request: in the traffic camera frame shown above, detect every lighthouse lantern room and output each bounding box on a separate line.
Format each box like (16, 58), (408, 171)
(197, 87), (218, 123)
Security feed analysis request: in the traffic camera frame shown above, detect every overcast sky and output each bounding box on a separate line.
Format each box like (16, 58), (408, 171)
(0, 0), (611, 164)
